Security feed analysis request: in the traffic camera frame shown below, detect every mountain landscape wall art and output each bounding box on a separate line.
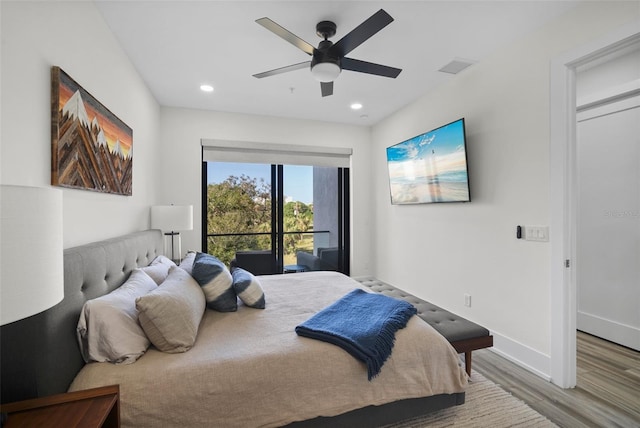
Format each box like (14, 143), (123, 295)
(51, 66), (133, 195)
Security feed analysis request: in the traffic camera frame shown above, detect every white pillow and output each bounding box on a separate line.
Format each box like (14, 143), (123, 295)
(178, 251), (196, 274)
(150, 255), (177, 268)
(140, 263), (170, 285)
(77, 269), (157, 364)
(136, 266), (206, 353)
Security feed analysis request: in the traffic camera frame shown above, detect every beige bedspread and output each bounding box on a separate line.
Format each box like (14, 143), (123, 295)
(70, 271), (467, 427)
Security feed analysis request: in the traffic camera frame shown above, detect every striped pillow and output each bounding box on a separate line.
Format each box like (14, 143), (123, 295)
(231, 267), (266, 309)
(191, 252), (236, 312)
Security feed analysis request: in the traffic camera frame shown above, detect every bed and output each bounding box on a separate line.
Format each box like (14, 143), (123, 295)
(0, 230), (467, 427)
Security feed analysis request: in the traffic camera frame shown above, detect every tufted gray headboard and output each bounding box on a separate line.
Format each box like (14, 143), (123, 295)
(0, 229), (163, 403)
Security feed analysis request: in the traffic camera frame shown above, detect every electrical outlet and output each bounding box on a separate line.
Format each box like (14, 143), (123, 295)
(464, 294), (471, 307)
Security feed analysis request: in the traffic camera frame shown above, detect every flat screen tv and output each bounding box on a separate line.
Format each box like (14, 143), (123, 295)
(386, 118), (470, 205)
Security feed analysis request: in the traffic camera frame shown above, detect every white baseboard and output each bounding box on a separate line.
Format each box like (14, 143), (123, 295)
(577, 311), (640, 351)
(488, 331), (552, 382)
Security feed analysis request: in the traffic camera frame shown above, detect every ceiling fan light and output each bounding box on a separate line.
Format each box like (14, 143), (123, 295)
(311, 62), (341, 82)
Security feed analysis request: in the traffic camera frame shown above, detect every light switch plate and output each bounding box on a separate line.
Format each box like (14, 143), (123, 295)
(524, 225), (549, 242)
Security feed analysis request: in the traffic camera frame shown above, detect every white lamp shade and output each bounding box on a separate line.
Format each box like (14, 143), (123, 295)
(151, 205), (193, 232)
(1, 185), (64, 325)
(311, 62), (341, 82)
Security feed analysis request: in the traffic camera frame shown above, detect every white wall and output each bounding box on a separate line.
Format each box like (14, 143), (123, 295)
(370, 2), (639, 377)
(158, 107), (373, 276)
(0, 1), (161, 248)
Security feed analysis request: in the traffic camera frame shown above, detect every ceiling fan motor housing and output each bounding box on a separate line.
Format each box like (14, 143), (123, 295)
(311, 40), (341, 66)
(316, 21), (337, 39)
(311, 40), (341, 82)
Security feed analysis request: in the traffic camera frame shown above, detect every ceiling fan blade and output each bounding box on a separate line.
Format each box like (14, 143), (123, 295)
(341, 57), (402, 78)
(253, 61), (310, 79)
(330, 9), (394, 57)
(321, 81), (333, 97)
(256, 17), (315, 56)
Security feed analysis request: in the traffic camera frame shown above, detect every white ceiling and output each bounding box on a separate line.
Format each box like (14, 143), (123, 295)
(95, 1), (579, 126)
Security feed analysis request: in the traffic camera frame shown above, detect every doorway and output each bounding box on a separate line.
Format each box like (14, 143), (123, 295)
(549, 24), (640, 388)
(576, 91), (639, 351)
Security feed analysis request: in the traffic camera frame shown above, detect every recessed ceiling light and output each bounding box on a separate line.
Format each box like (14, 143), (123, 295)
(350, 103), (363, 110)
(200, 84), (214, 93)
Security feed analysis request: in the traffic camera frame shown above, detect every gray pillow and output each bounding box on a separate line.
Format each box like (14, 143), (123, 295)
(231, 267), (266, 309)
(191, 252), (236, 312)
(136, 266), (206, 353)
(77, 269), (157, 364)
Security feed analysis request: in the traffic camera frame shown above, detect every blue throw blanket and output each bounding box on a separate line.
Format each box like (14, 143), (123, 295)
(295, 288), (417, 380)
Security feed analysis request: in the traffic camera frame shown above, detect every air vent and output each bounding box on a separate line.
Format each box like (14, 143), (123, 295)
(438, 58), (476, 75)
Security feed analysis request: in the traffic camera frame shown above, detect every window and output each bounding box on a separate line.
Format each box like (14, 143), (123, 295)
(201, 141), (350, 275)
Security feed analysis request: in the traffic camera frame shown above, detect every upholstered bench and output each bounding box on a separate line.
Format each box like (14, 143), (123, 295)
(358, 278), (493, 376)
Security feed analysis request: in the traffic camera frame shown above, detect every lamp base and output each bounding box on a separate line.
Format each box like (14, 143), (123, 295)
(163, 232), (182, 263)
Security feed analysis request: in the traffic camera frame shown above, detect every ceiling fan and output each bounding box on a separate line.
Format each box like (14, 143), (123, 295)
(253, 9), (402, 97)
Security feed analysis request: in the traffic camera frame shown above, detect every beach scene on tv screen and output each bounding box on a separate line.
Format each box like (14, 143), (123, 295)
(387, 120), (470, 204)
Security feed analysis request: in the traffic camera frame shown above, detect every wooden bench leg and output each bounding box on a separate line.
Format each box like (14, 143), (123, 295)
(465, 352), (472, 376)
(451, 336), (493, 377)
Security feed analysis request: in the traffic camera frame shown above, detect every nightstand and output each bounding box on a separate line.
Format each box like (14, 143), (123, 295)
(0, 384), (119, 428)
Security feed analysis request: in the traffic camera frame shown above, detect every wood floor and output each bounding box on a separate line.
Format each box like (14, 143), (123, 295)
(473, 331), (640, 427)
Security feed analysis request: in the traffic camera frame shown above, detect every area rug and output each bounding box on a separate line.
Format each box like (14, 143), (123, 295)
(383, 371), (557, 428)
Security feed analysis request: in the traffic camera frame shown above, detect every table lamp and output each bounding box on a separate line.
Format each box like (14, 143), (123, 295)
(150, 205), (193, 263)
